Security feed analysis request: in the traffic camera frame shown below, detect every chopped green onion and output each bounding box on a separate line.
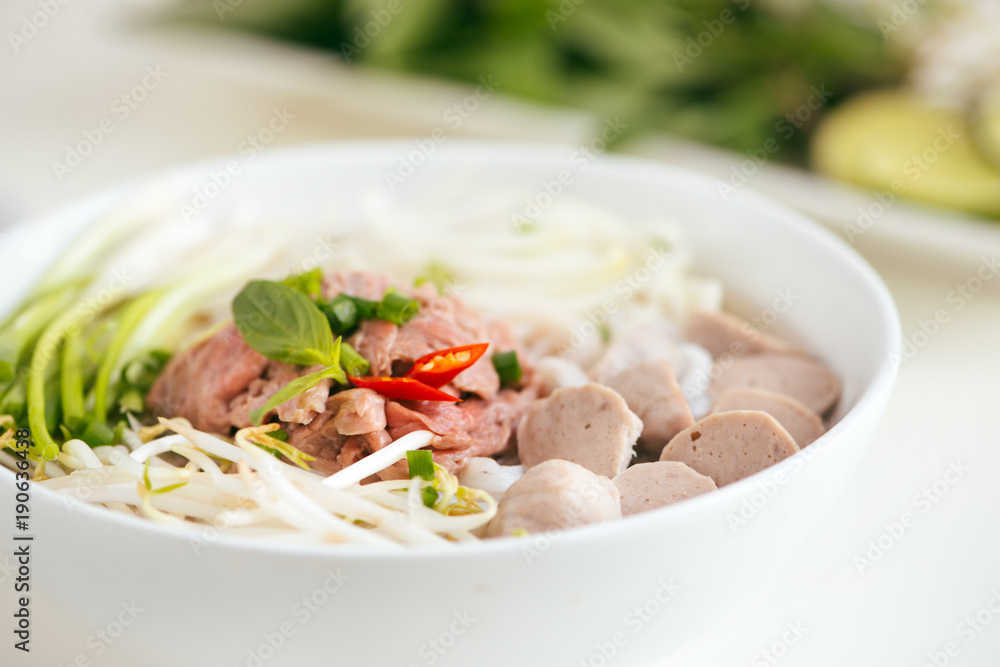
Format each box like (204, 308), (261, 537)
(270, 428), (289, 442)
(340, 343), (370, 377)
(282, 267), (324, 299)
(406, 449), (435, 481)
(321, 295), (360, 335)
(492, 351), (522, 385)
(348, 296), (379, 321)
(422, 486), (439, 508)
(376, 289), (419, 326)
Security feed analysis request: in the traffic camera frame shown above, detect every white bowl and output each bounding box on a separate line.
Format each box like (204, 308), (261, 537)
(2, 141), (899, 667)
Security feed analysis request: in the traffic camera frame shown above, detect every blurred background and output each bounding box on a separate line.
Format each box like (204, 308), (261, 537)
(3, 0), (1000, 237)
(3, 1), (1000, 666)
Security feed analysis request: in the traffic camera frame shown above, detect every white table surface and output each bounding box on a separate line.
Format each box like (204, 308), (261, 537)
(2, 2), (999, 665)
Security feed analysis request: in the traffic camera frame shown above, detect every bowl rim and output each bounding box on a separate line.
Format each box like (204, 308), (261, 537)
(3, 138), (902, 560)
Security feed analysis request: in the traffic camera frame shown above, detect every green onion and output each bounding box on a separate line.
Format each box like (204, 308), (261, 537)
(270, 428), (289, 442)
(93, 289), (164, 421)
(347, 296), (379, 321)
(321, 295), (360, 335)
(0, 362), (12, 384)
(406, 449), (435, 481)
(376, 289), (419, 326)
(60, 331), (85, 422)
(340, 343), (370, 377)
(492, 351), (522, 385)
(422, 486), (439, 508)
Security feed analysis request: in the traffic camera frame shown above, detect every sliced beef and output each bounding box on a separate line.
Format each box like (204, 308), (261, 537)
(326, 388), (387, 435)
(321, 271), (393, 302)
(286, 390), (391, 476)
(147, 323), (268, 434)
(380, 388), (531, 479)
(338, 273), (513, 400)
(228, 361), (331, 429)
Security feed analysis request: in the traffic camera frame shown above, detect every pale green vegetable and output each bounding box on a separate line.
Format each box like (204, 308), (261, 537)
(812, 91), (1000, 216)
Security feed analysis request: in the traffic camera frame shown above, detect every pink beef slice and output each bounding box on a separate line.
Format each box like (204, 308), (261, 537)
(380, 388), (532, 480)
(147, 323), (268, 434)
(709, 352), (841, 415)
(710, 388), (825, 447)
(517, 384), (641, 479)
(286, 389), (390, 476)
(685, 309), (798, 359)
(228, 361), (331, 429)
(322, 271), (393, 302)
(603, 358), (693, 458)
(486, 459), (621, 538)
(334, 270), (515, 400)
(659, 410), (799, 487)
(614, 461), (717, 516)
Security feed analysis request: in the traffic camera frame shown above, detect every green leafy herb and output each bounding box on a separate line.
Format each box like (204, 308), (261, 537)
(406, 449), (435, 481)
(248, 339), (347, 425)
(233, 280), (337, 367)
(492, 351), (522, 385)
(282, 268), (324, 299)
(340, 343), (370, 377)
(376, 289), (420, 326)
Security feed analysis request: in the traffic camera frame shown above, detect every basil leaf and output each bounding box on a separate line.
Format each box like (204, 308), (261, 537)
(248, 356), (346, 426)
(233, 280), (335, 367)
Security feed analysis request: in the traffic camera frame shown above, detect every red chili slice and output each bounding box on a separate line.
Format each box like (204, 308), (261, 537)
(347, 375), (462, 402)
(404, 343), (490, 388)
